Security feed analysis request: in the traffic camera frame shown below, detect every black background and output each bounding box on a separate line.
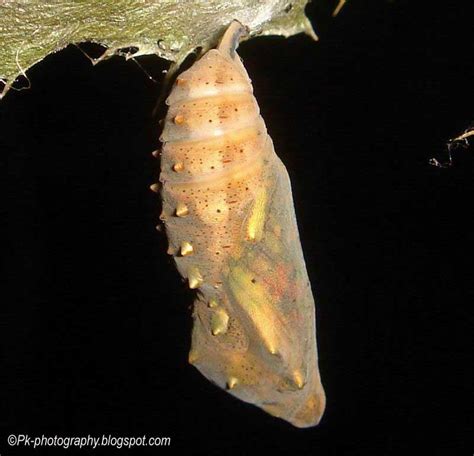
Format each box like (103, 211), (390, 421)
(1, 1), (472, 454)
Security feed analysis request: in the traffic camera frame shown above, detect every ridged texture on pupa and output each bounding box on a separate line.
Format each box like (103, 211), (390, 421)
(158, 21), (325, 428)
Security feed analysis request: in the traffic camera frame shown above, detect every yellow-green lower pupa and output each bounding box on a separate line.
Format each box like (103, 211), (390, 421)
(156, 20), (325, 428)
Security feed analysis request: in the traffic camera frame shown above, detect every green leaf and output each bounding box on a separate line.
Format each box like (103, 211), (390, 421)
(0, 0), (316, 99)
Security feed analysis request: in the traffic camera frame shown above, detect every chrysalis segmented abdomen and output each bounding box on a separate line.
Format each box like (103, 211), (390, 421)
(158, 21), (325, 428)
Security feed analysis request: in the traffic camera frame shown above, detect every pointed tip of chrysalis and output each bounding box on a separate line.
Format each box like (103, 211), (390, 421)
(217, 20), (249, 58)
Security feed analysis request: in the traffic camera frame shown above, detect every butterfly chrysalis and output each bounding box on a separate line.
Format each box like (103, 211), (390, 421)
(156, 20), (325, 428)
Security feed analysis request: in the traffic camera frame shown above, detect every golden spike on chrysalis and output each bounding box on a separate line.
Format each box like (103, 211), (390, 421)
(188, 267), (203, 289)
(211, 308), (229, 336)
(269, 346), (280, 356)
(149, 183), (160, 193)
(247, 190), (267, 242)
(188, 350), (199, 364)
(176, 78), (186, 86)
(227, 377), (238, 390)
(228, 265), (281, 357)
(208, 298), (218, 308)
(174, 114), (184, 124)
(173, 162), (184, 172)
(175, 202), (189, 217)
(152, 149), (160, 158)
(180, 241), (194, 256)
(292, 370), (305, 390)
